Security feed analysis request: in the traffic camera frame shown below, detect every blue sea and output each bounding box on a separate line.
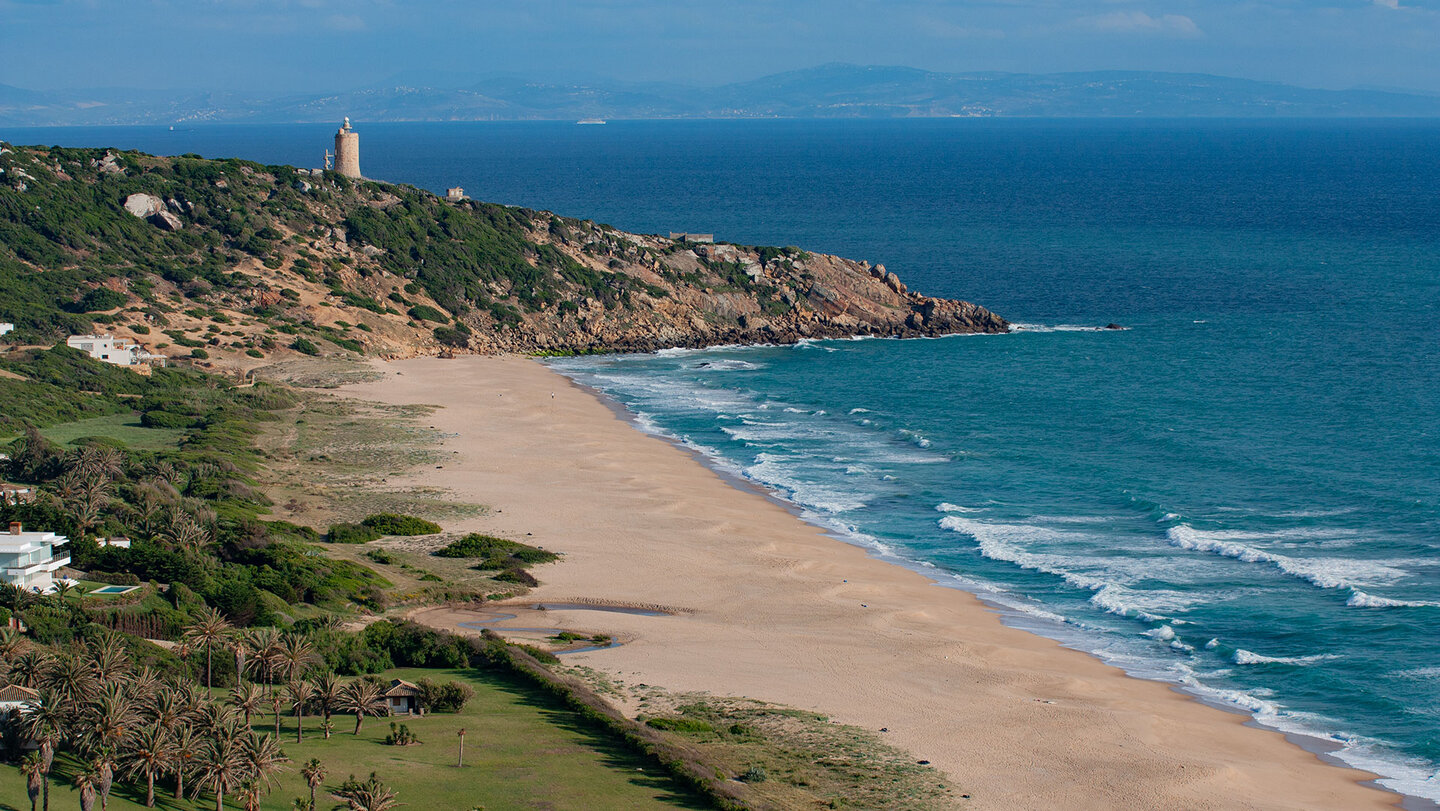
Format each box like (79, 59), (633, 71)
(12, 118), (1440, 801)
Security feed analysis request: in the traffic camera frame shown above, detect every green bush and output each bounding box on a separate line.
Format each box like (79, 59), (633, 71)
(291, 337), (320, 355)
(70, 287), (129, 313)
(190, 348), (209, 359)
(406, 304), (447, 323)
(492, 568), (538, 587)
(140, 410), (194, 429)
(645, 717), (715, 734)
(327, 522), (382, 544)
(432, 324), (470, 348)
(416, 678), (474, 712)
(361, 513), (441, 536)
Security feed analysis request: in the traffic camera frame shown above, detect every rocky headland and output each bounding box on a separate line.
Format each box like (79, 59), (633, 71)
(0, 143), (1006, 370)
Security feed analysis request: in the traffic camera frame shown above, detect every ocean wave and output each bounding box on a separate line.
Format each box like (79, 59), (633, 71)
(1232, 649), (1342, 666)
(1089, 585), (1202, 622)
(1008, 323), (1116, 333)
(1144, 624), (1176, 641)
(942, 515), (1108, 592)
(744, 453), (869, 513)
(690, 359), (760, 371)
(942, 516), (1209, 620)
(1345, 589), (1439, 608)
(936, 502), (980, 513)
(1166, 524), (1408, 591)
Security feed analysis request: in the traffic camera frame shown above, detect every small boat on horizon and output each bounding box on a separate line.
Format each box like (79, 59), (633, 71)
(576, 118), (606, 125)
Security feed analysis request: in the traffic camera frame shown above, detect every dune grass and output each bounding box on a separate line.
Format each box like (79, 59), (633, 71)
(0, 667), (709, 811)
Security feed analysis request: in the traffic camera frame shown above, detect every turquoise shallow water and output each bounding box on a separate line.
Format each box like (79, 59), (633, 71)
(14, 118), (1440, 799)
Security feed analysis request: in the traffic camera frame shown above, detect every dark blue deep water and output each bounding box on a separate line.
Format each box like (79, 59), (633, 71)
(11, 119), (1440, 798)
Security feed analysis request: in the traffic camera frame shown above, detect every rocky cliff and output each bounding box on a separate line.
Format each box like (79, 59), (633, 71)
(0, 143), (1006, 369)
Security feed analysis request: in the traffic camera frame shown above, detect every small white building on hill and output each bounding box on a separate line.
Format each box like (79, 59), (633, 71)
(0, 523), (70, 593)
(0, 323), (13, 338)
(65, 334), (163, 368)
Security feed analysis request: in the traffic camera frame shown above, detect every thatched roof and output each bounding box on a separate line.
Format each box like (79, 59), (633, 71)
(0, 684), (40, 703)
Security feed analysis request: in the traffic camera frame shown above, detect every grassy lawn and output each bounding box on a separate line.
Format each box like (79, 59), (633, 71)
(31, 413), (187, 450)
(0, 667), (709, 811)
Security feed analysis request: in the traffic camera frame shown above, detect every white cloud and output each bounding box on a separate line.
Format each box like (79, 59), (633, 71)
(1372, 0), (1401, 9)
(1075, 10), (1203, 37)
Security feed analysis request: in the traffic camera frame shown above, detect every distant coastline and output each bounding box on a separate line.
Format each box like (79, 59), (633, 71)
(7, 64), (1440, 127)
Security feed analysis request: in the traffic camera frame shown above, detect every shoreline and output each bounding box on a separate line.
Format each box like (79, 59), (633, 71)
(560, 360), (1437, 811)
(345, 354), (1399, 810)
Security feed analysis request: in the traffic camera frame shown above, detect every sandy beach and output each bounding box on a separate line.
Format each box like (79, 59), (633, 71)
(345, 355), (1397, 810)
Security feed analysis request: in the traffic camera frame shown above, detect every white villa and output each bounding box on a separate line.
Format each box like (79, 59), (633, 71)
(0, 523), (70, 593)
(65, 334), (163, 368)
(0, 323), (13, 337)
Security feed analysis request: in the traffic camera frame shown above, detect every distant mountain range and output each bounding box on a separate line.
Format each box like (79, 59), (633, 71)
(5, 64), (1440, 126)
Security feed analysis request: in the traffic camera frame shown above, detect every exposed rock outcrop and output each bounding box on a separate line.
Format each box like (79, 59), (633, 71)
(123, 193), (164, 218)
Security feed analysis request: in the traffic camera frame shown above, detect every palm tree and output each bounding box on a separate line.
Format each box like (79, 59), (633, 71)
(229, 683), (266, 728)
(43, 654), (96, 713)
(286, 680), (313, 743)
(0, 625), (27, 661)
(69, 446), (124, 482)
(240, 731), (289, 793)
(455, 728), (466, 768)
(20, 752), (42, 811)
(276, 636), (317, 684)
(169, 726), (200, 800)
(236, 780), (263, 811)
(18, 690), (66, 811)
(241, 628), (281, 684)
(94, 751), (116, 811)
(338, 680), (386, 735)
(269, 689), (283, 740)
(310, 674), (342, 739)
(129, 667), (162, 699)
(300, 759), (326, 811)
(9, 649), (49, 688)
(330, 773), (402, 811)
(193, 735), (245, 811)
(80, 684), (139, 754)
(74, 767), (101, 811)
(87, 631), (131, 683)
(182, 607), (232, 689)
(146, 687), (187, 733)
(123, 724), (174, 808)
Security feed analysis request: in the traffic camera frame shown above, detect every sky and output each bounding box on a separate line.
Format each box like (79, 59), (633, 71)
(2, 0), (1438, 94)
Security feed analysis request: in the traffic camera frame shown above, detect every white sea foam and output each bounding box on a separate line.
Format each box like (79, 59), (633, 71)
(1144, 625), (1176, 641)
(1345, 589), (1439, 608)
(1232, 649), (1341, 666)
(1166, 524), (1408, 591)
(936, 503), (980, 513)
(941, 516), (1209, 620)
(744, 453), (869, 513)
(1089, 585), (1202, 622)
(690, 359), (760, 371)
(848, 408), (872, 414)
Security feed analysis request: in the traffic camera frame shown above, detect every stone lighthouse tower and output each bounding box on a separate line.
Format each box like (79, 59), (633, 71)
(334, 117), (361, 179)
